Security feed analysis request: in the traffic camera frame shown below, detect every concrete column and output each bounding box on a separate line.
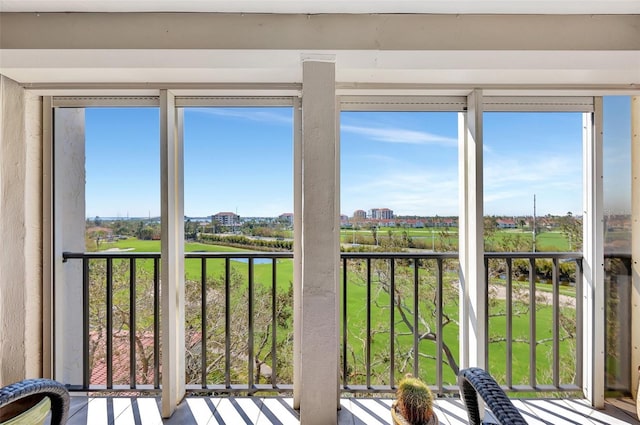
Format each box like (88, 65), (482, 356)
(160, 90), (185, 418)
(631, 96), (640, 400)
(458, 90), (486, 371)
(52, 107), (85, 385)
(0, 75), (43, 385)
(299, 58), (339, 425)
(582, 99), (605, 408)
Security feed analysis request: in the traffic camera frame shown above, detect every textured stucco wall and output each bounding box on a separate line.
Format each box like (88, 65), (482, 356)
(23, 90), (43, 380)
(0, 74), (42, 385)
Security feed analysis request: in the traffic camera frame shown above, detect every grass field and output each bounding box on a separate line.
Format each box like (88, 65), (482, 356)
(341, 263), (576, 388)
(340, 227), (574, 252)
(101, 238), (292, 287)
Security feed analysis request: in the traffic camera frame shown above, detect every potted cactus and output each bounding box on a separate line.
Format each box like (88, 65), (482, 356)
(391, 374), (438, 425)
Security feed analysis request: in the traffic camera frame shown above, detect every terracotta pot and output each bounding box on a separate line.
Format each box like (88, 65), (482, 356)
(391, 402), (439, 425)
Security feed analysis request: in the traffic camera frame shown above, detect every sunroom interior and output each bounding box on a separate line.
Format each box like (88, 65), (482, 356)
(1, 1), (639, 424)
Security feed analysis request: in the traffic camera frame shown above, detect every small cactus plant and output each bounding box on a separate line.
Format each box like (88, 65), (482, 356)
(392, 374), (436, 425)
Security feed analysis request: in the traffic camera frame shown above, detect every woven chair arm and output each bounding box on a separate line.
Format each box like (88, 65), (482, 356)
(0, 379), (69, 425)
(458, 368), (527, 425)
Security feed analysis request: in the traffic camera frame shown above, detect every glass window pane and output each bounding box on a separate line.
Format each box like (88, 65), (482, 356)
(483, 112), (583, 253)
(483, 111), (583, 390)
(340, 111), (460, 389)
(603, 96), (632, 392)
(84, 107), (160, 387)
(182, 106), (294, 387)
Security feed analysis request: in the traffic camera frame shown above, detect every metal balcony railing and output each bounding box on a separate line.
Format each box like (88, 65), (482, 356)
(63, 251), (162, 391)
(62, 250), (628, 396)
(484, 253), (583, 394)
(340, 252), (459, 394)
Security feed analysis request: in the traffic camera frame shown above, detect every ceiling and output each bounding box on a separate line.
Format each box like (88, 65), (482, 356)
(1, 1), (639, 92)
(1, 0), (640, 14)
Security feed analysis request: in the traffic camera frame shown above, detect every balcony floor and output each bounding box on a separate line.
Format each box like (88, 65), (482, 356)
(62, 394), (640, 425)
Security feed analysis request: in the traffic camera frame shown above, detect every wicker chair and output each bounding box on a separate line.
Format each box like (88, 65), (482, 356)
(458, 368), (527, 425)
(0, 379), (69, 425)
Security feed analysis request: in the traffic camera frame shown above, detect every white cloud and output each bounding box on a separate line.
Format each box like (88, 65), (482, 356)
(342, 169), (459, 216)
(482, 151), (583, 215)
(341, 124), (457, 146)
(484, 154), (580, 188)
(190, 107), (292, 125)
(342, 148), (584, 216)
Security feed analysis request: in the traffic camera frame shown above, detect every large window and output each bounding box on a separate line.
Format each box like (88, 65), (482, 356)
(53, 100), (298, 389)
(85, 107), (161, 387)
(483, 108), (586, 390)
(182, 106), (295, 386)
(340, 109), (461, 388)
(49, 94), (625, 399)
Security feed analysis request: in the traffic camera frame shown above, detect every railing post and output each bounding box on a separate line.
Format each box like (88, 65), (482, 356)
(458, 89), (486, 371)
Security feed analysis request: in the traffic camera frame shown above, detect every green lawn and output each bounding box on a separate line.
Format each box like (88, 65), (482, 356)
(103, 238), (248, 253)
(101, 238), (294, 289)
(340, 227), (574, 252)
(341, 263), (576, 388)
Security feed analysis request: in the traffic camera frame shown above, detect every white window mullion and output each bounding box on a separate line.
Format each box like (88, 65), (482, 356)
(458, 111), (469, 370)
(43, 96), (54, 380)
(459, 89), (486, 371)
(160, 90), (185, 418)
(582, 98), (605, 408)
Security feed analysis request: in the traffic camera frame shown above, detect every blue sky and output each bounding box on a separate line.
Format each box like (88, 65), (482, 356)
(84, 97), (630, 219)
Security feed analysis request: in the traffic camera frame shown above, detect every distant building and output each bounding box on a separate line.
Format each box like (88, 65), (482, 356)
(432, 217), (458, 227)
(378, 219), (395, 227)
(369, 208), (393, 220)
(212, 212), (239, 226)
(279, 213), (294, 224)
(496, 218), (517, 229)
(352, 209), (367, 220)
